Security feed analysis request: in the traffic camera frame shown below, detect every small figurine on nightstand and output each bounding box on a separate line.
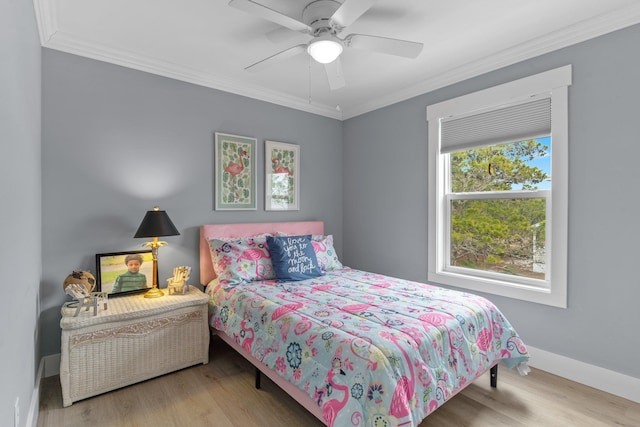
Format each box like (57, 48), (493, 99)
(63, 271), (108, 316)
(167, 265), (191, 295)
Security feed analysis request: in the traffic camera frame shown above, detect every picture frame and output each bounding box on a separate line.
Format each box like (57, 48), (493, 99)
(214, 132), (257, 210)
(95, 250), (156, 297)
(265, 140), (300, 211)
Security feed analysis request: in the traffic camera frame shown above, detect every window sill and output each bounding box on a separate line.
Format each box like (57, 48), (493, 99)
(428, 270), (567, 308)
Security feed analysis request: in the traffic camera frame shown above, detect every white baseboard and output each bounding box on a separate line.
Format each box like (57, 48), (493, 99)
(26, 354), (60, 427)
(526, 345), (640, 403)
(25, 357), (44, 427)
(29, 347), (639, 426)
(43, 353), (60, 378)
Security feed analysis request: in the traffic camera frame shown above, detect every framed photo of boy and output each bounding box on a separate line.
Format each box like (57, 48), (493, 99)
(214, 132), (257, 210)
(95, 250), (156, 297)
(265, 140), (300, 211)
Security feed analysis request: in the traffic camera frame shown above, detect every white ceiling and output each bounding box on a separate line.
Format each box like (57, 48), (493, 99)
(34, 0), (640, 120)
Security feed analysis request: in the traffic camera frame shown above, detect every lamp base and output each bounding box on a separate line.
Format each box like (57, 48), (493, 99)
(143, 287), (164, 298)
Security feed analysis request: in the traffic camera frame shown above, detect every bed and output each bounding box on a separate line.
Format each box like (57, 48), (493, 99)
(200, 221), (529, 427)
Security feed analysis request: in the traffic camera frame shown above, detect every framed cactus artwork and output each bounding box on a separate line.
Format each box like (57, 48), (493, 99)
(214, 132), (257, 210)
(265, 140), (299, 211)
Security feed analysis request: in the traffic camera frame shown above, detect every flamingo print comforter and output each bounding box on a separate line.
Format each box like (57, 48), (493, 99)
(206, 267), (529, 427)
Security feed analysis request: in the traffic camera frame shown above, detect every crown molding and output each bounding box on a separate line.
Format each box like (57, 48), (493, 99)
(32, 0), (58, 44)
(40, 30), (343, 120)
(342, 2), (640, 119)
(34, 0), (640, 121)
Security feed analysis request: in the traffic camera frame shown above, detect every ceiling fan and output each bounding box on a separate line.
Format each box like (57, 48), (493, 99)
(229, 0), (424, 90)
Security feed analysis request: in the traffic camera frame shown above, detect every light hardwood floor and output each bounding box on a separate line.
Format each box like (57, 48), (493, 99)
(38, 335), (639, 427)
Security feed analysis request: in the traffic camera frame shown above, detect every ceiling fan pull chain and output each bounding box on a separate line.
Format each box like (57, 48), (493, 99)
(308, 55), (312, 105)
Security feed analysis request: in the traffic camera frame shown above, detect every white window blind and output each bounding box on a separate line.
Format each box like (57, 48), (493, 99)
(440, 97), (551, 153)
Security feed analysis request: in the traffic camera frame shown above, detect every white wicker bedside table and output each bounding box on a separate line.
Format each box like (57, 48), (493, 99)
(60, 286), (210, 407)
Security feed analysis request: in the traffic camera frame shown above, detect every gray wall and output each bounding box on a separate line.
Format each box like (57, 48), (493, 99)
(37, 15), (640, 387)
(344, 24), (640, 379)
(40, 49), (343, 357)
(0, 1), (41, 426)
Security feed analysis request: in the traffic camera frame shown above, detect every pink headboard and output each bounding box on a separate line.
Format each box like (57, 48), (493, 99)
(199, 221), (324, 286)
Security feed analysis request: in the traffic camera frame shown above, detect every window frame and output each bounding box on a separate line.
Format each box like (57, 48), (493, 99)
(427, 65), (571, 308)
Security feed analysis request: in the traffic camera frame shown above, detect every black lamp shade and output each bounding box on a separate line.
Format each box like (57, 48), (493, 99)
(134, 209), (180, 238)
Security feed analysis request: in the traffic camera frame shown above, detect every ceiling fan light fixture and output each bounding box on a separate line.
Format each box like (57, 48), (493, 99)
(307, 38), (343, 64)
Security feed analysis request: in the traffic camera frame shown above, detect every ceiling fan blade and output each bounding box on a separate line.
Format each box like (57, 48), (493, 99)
(330, 0), (378, 28)
(229, 0), (311, 33)
(245, 44), (307, 72)
(324, 58), (346, 91)
(345, 33), (423, 58)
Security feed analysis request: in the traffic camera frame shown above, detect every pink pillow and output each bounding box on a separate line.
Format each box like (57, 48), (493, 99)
(209, 235), (275, 287)
(311, 234), (343, 271)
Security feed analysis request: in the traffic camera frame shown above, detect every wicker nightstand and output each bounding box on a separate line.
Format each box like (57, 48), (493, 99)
(59, 286), (210, 407)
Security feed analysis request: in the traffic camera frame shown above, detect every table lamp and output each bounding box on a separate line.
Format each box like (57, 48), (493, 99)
(134, 206), (180, 298)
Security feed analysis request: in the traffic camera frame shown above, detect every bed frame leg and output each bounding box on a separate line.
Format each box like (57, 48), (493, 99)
(255, 367), (261, 389)
(490, 365), (498, 388)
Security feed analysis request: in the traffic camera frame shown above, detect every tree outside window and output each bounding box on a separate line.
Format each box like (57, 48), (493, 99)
(448, 139), (549, 279)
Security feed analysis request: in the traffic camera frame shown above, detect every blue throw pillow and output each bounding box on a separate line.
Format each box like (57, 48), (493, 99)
(266, 235), (324, 281)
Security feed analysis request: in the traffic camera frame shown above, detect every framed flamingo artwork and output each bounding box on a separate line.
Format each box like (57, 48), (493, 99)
(265, 140), (299, 211)
(214, 132), (257, 210)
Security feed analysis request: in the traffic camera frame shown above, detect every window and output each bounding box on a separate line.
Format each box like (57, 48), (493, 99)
(426, 66), (571, 307)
